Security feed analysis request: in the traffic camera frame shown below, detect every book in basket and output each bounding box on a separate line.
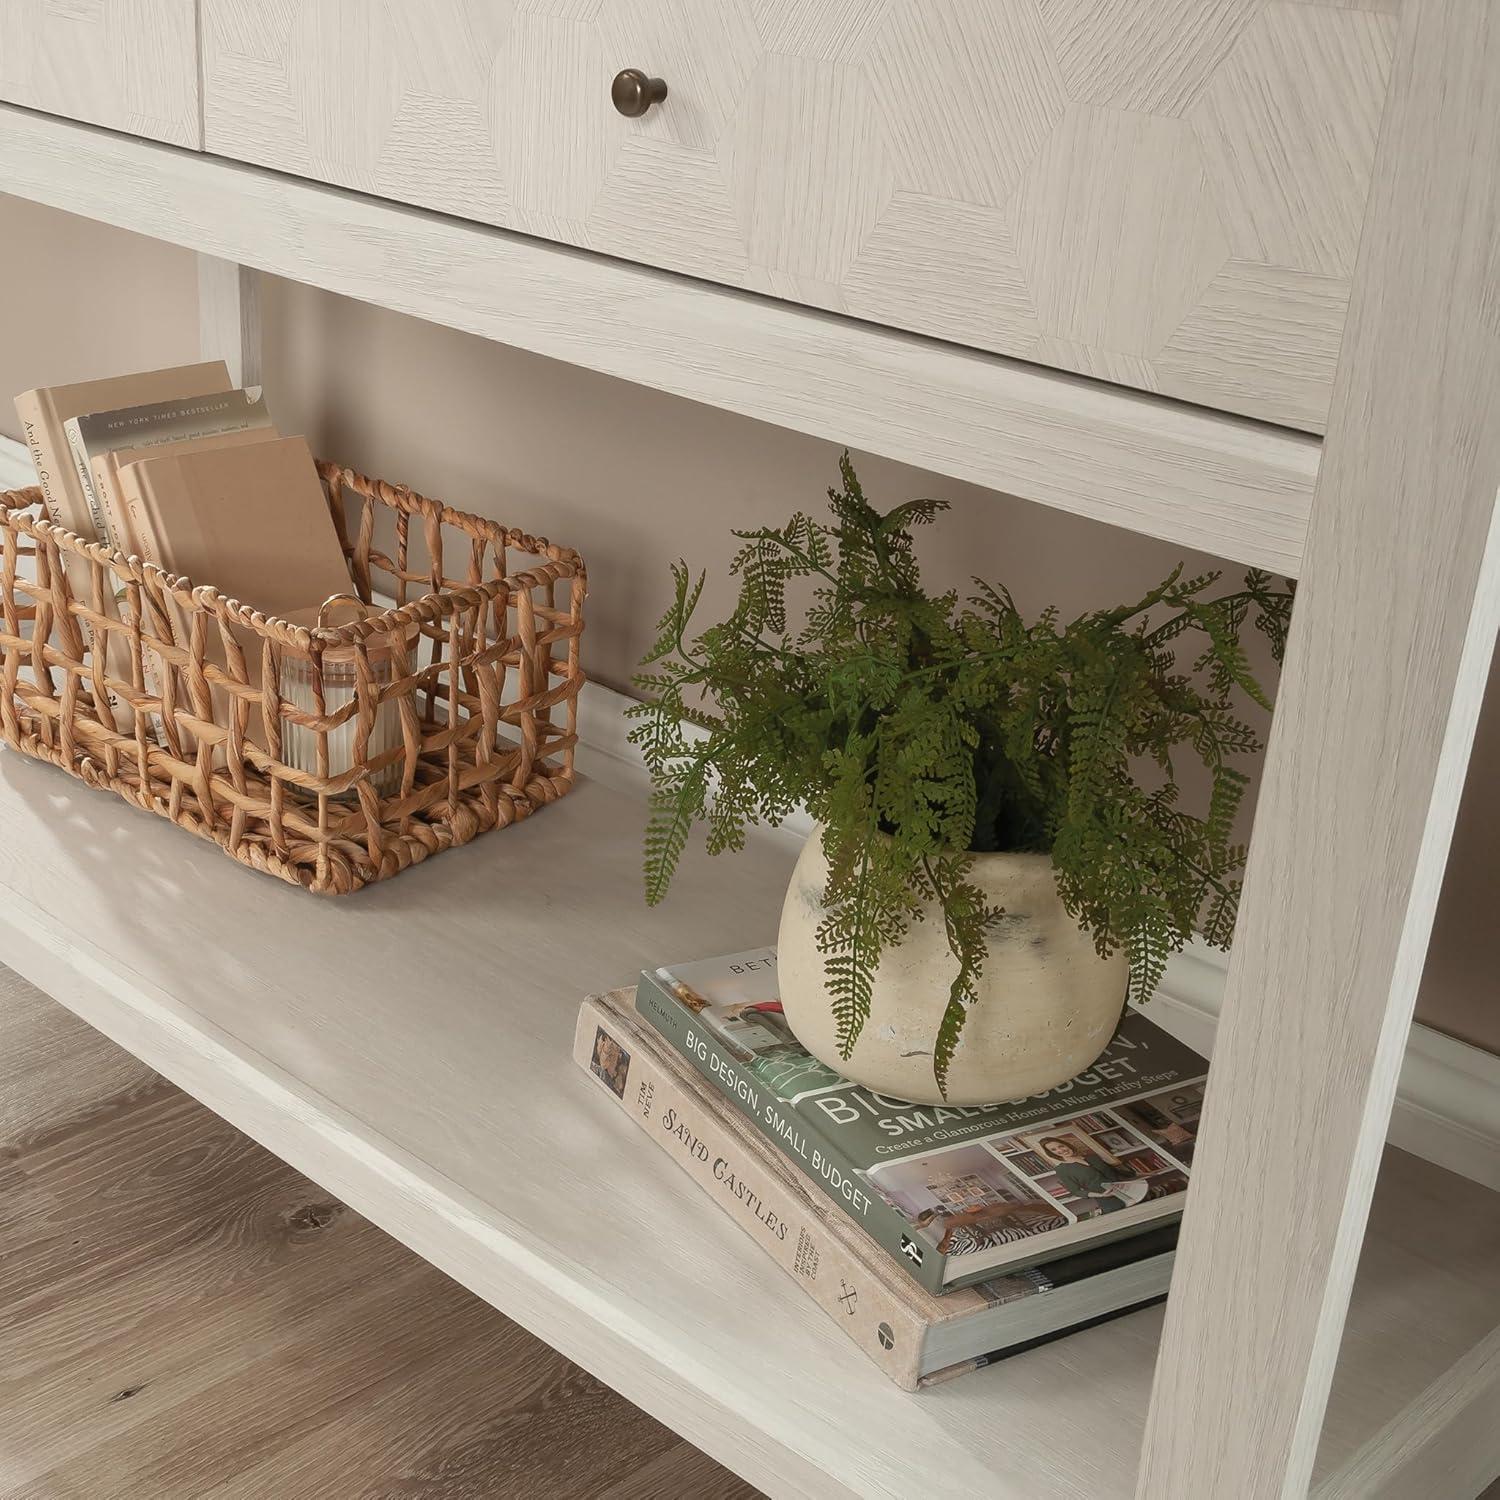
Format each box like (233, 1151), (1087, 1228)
(636, 949), (1208, 1295)
(574, 990), (1177, 1390)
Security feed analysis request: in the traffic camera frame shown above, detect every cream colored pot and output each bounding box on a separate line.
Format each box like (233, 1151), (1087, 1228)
(777, 831), (1129, 1106)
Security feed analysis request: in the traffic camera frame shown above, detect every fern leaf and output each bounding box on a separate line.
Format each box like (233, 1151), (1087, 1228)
(1200, 883), (1240, 948)
(817, 847), (882, 1055)
(640, 562), (706, 664)
(641, 753), (710, 905)
(932, 986), (970, 1098)
(629, 455), (1293, 1090)
(1206, 765), (1249, 848)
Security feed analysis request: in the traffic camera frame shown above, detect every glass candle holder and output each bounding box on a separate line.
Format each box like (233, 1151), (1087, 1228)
(279, 594), (410, 799)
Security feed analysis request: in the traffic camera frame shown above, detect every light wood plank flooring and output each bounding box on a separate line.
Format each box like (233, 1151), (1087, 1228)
(0, 965), (762, 1499)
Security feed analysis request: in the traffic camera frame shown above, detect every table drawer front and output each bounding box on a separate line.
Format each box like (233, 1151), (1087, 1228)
(0, 0), (200, 148)
(201, 0), (1398, 433)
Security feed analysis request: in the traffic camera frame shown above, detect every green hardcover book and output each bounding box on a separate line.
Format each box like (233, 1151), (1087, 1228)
(636, 949), (1208, 1295)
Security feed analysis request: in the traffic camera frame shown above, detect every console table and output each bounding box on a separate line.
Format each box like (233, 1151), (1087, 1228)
(0, 3), (1496, 1496)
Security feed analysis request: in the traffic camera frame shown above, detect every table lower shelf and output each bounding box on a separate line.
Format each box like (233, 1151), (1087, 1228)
(0, 747), (1495, 1500)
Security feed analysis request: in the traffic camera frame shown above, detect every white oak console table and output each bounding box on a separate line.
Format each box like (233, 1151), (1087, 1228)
(1, 3), (1497, 1497)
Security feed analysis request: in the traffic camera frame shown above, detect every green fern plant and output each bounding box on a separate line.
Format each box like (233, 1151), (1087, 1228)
(630, 456), (1294, 1092)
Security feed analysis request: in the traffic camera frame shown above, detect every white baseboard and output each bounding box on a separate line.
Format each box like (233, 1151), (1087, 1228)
(1155, 941), (1500, 1191)
(4, 430), (1495, 1191)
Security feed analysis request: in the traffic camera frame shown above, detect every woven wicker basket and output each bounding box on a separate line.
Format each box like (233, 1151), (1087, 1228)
(0, 462), (585, 893)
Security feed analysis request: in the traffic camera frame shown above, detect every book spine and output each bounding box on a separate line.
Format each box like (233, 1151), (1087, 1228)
(62, 421), (141, 731)
(14, 390), (90, 662)
(88, 455), (156, 739)
(63, 417), (111, 546)
(114, 462), (166, 574)
(89, 456), (132, 559)
(13, 389), (63, 521)
(634, 972), (948, 1295)
(573, 996), (929, 1389)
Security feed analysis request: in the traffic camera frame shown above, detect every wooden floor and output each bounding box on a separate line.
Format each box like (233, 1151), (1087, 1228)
(0, 965), (762, 1500)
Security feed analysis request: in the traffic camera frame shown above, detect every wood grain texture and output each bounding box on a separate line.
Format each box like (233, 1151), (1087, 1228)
(0, 101), (1320, 576)
(1187, 1), (1397, 278)
(587, 137), (752, 284)
(1154, 261), (1351, 431)
(196, 0), (1398, 430)
(1137, 3), (1500, 1496)
(725, 49), (892, 300)
(1314, 1325), (1500, 1500)
(749, 0), (890, 61)
(599, 0), (761, 157)
(0, 960), (159, 1151)
(0, 0), (200, 148)
(505, 9), (609, 235)
(1037, 0), (1260, 115)
(0, 749), (1497, 1499)
(0, 965), (760, 1500)
(1288, 0), (1401, 12)
(196, 255), (262, 389)
(862, 0), (1064, 210)
(1030, 337), (1160, 395)
(843, 194), (1041, 357)
(1013, 104), (1229, 358)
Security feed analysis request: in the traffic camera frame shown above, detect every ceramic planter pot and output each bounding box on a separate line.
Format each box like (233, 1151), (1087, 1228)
(776, 830), (1129, 1106)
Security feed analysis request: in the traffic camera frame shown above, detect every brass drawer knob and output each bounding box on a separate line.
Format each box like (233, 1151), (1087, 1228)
(611, 68), (668, 118)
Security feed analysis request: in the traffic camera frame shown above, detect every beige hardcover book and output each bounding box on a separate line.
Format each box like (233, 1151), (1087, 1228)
(111, 436), (352, 759)
(65, 386), (273, 542)
(574, 992), (945, 1390)
(93, 429), (282, 741)
(12, 362), (231, 544)
(91, 427), (279, 559)
(114, 434), (350, 616)
(12, 362), (232, 716)
(15, 387), (89, 662)
(72, 393), (270, 741)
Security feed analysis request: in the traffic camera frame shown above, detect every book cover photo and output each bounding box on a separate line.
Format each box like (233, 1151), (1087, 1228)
(574, 989), (1177, 1389)
(638, 949), (1207, 1294)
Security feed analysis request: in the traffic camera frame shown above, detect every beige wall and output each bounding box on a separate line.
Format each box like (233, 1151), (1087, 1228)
(2, 195), (1494, 1052)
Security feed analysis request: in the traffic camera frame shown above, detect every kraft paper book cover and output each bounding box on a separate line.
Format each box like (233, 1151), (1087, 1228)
(90, 429), (282, 746)
(574, 990), (1176, 1389)
(12, 362), (231, 541)
(637, 949), (1207, 1294)
(90, 427), (277, 556)
(65, 386), (273, 540)
(11, 362), (232, 728)
(113, 434), (351, 617)
(109, 434), (351, 760)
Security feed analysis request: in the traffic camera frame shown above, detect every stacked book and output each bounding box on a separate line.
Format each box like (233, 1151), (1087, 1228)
(575, 949), (1207, 1390)
(16, 362), (351, 619)
(14, 362), (357, 739)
